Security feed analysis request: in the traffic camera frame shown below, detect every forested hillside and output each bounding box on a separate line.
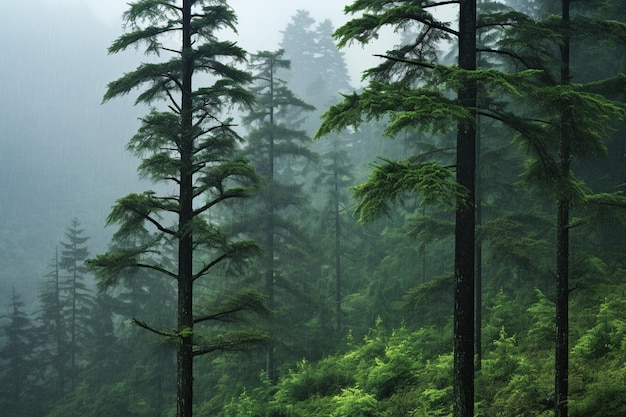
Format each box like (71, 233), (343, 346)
(1, 1), (625, 417)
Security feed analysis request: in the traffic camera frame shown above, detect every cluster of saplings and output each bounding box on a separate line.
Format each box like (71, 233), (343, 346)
(1, 1), (625, 417)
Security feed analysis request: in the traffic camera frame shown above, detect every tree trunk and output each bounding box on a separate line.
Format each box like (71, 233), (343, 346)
(454, 1), (477, 417)
(266, 57), (276, 383)
(475, 117), (483, 371)
(334, 153), (342, 334)
(177, 1), (195, 417)
(555, 2), (570, 416)
(54, 249), (66, 393)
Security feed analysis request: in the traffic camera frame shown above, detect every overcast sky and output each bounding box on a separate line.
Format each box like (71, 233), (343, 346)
(43, 0), (405, 85)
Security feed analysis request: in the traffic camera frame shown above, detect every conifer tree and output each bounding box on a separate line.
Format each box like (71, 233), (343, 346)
(88, 2), (268, 417)
(315, 2), (482, 416)
(280, 10), (318, 101)
(0, 289), (37, 417)
(497, 1), (626, 415)
(239, 49), (316, 380)
(313, 136), (356, 335)
(280, 12), (352, 137)
(36, 249), (68, 402)
(59, 217), (92, 390)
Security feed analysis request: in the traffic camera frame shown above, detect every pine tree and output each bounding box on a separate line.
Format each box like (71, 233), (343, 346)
(35, 248), (68, 404)
(280, 12), (353, 137)
(497, 1), (626, 415)
(239, 49), (317, 380)
(0, 289), (37, 417)
(315, 2), (482, 415)
(59, 217), (92, 390)
(88, 2), (268, 417)
(313, 136), (356, 335)
(280, 10), (318, 101)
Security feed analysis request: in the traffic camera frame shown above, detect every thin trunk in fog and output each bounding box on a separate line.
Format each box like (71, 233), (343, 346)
(53, 248), (66, 393)
(265, 55), (276, 382)
(333, 153), (342, 333)
(241, 49), (315, 380)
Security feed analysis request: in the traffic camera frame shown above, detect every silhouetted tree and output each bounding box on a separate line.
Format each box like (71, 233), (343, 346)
(59, 217), (92, 390)
(36, 249), (68, 403)
(0, 289), (37, 417)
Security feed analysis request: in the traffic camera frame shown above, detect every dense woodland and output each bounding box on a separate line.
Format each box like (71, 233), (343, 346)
(1, 1), (626, 417)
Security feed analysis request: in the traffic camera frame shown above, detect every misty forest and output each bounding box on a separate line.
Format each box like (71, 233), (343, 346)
(2, 1), (626, 417)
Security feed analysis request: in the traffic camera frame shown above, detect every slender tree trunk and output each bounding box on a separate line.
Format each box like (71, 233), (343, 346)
(334, 153), (342, 333)
(266, 57), (276, 383)
(53, 248), (65, 393)
(70, 254), (77, 390)
(475, 137), (482, 370)
(475, 8), (484, 370)
(177, 2), (195, 417)
(555, 2), (570, 416)
(454, 1), (477, 417)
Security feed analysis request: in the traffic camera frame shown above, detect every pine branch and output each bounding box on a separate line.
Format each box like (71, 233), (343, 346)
(132, 318), (175, 338)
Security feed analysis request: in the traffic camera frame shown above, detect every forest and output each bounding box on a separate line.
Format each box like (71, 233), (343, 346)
(1, 1), (625, 417)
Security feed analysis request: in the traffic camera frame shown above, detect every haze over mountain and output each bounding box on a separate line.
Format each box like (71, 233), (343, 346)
(1, 2), (145, 304)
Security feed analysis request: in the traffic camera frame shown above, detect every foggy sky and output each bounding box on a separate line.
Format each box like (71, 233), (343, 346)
(1, 0), (454, 306)
(44, 0), (401, 85)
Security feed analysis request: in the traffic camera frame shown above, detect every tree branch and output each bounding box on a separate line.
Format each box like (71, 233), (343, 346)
(133, 318), (175, 337)
(373, 54), (437, 69)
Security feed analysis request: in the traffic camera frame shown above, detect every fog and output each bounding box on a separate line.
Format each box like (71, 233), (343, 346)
(46, 0), (396, 84)
(0, 0), (400, 306)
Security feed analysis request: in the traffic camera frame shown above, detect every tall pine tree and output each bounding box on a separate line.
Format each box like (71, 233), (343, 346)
(239, 49), (317, 380)
(88, 2), (268, 417)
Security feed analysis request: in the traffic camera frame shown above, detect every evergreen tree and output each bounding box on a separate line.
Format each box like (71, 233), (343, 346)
(312, 136), (356, 335)
(35, 249), (68, 404)
(279, 10), (318, 101)
(0, 289), (37, 417)
(280, 12), (353, 137)
(58, 217), (92, 390)
(315, 2), (485, 415)
(238, 49), (317, 380)
(88, 2), (268, 417)
(496, 2), (626, 415)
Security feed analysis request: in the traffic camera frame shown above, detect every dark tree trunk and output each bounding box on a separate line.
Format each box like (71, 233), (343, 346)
(454, 1), (477, 417)
(475, 118), (483, 371)
(555, 2), (570, 416)
(177, 1), (195, 417)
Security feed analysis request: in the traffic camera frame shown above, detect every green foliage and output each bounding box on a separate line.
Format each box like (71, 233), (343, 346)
(526, 289), (556, 347)
(573, 297), (626, 359)
(223, 390), (259, 417)
(316, 82), (471, 139)
(275, 358), (355, 403)
(481, 213), (552, 272)
(352, 158), (465, 222)
(331, 388), (378, 417)
(402, 275), (453, 329)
